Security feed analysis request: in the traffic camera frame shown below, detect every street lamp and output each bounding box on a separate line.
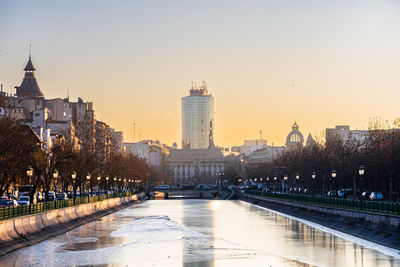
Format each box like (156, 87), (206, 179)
(26, 166), (34, 213)
(312, 172), (316, 197)
(86, 173), (91, 200)
(358, 165), (365, 176)
(71, 171), (77, 203)
(52, 169), (59, 192)
(296, 174), (300, 180)
(26, 166), (34, 178)
(331, 169), (337, 198)
(359, 165), (365, 196)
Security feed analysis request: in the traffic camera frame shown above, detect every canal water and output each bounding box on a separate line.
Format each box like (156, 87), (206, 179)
(0, 200), (399, 267)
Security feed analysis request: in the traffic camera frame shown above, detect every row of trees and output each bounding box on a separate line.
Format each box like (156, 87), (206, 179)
(226, 118), (400, 201)
(0, 117), (155, 202)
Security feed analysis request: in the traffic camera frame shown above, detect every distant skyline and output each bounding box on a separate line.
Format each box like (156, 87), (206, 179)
(1, 0), (400, 147)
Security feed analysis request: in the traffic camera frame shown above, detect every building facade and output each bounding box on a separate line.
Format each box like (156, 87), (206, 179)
(326, 125), (369, 145)
(167, 146), (224, 184)
(181, 81), (215, 149)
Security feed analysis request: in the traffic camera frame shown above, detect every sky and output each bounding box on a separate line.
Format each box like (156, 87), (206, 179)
(1, 0), (400, 147)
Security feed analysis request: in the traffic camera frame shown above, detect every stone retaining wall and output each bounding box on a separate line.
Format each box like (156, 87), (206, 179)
(0, 194), (144, 257)
(243, 193), (400, 228)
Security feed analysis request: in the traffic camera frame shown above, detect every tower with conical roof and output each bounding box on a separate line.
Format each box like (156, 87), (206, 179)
(15, 55), (44, 98)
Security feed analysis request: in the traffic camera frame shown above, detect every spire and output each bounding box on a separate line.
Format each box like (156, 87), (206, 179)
(16, 54), (44, 98)
(24, 57), (36, 72)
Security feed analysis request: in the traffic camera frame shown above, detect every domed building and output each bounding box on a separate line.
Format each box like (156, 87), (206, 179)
(285, 122), (304, 147)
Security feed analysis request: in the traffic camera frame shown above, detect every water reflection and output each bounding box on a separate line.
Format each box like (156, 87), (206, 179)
(0, 200), (398, 267)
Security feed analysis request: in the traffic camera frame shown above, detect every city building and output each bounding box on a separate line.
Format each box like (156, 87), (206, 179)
(285, 122), (304, 148)
(1, 54), (123, 155)
(124, 140), (171, 171)
(181, 81), (215, 149)
(167, 146), (225, 184)
(124, 142), (150, 161)
(247, 145), (285, 163)
(231, 139), (268, 156)
(111, 129), (124, 153)
(326, 125), (369, 145)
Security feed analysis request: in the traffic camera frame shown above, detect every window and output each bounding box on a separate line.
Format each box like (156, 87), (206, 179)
(35, 113), (39, 117)
(63, 112), (66, 117)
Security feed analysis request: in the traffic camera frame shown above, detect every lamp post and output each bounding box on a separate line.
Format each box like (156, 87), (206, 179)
(283, 175), (288, 193)
(86, 173), (91, 202)
(26, 166), (34, 213)
(86, 173), (91, 193)
(53, 169), (59, 193)
(71, 171), (76, 204)
(331, 169), (337, 198)
(358, 165), (365, 199)
(97, 176), (101, 195)
(106, 176), (109, 195)
(295, 174), (300, 194)
(312, 172), (316, 197)
(27, 166), (33, 184)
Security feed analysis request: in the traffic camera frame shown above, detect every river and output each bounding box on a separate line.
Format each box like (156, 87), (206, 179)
(0, 200), (399, 266)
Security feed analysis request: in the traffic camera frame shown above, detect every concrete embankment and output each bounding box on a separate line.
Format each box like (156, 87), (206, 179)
(0, 193), (144, 257)
(241, 193), (400, 250)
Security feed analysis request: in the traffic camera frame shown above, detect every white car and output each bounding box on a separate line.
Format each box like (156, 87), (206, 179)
(17, 196), (30, 205)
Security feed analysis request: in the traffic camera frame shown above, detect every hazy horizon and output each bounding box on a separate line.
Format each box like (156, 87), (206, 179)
(1, 0), (400, 147)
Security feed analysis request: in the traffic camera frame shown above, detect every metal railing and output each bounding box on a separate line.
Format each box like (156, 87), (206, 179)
(0, 192), (134, 221)
(245, 190), (400, 215)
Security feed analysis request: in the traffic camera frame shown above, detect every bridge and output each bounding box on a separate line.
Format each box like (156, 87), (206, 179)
(150, 189), (221, 199)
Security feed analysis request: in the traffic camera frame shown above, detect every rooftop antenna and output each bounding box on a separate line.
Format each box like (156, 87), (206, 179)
(259, 130), (262, 139)
(29, 44), (31, 59)
(66, 89), (70, 100)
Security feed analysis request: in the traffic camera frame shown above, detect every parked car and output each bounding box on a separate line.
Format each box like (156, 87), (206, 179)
(337, 190), (345, 198)
(0, 199), (19, 208)
(17, 196), (30, 205)
(56, 193), (68, 201)
(370, 192), (384, 200)
(196, 184), (210, 190)
(0, 196), (9, 200)
(154, 185), (170, 190)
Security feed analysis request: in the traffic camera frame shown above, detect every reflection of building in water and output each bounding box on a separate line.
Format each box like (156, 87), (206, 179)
(182, 200), (215, 267)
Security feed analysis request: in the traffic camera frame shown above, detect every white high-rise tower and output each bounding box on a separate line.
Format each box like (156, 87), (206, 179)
(181, 81), (215, 149)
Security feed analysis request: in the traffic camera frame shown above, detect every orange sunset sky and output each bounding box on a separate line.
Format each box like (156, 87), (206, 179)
(1, 1), (400, 147)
